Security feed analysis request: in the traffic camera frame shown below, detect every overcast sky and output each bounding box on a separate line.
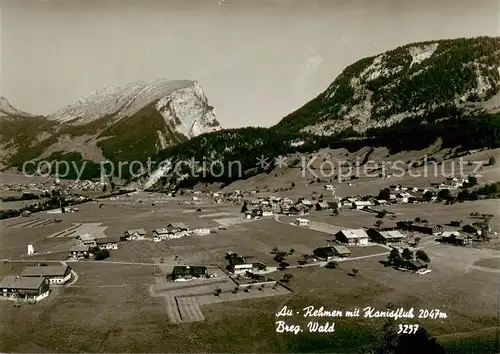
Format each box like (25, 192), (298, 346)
(1, 0), (499, 128)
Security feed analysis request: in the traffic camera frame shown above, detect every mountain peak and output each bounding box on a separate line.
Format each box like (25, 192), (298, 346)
(0, 97), (39, 118)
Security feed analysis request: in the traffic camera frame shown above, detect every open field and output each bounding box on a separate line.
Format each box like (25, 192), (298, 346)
(0, 188), (499, 352)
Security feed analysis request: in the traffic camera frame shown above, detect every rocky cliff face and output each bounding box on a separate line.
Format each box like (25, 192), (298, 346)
(275, 36), (500, 135)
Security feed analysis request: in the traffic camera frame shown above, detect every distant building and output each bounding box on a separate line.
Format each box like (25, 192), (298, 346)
(335, 229), (369, 246)
(166, 222), (189, 234)
(22, 265), (72, 285)
(76, 234), (97, 248)
(294, 218), (310, 227)
(0, 276), (50, 301)
(171, 265), (207, 281)
(261, 207), (274, 217)
(352, 201), (373, 210)
(315, 201), (330, 211)
(441, 232), (472, 246)
(313, 246), (351, 261)
(408, 224), (443, 235)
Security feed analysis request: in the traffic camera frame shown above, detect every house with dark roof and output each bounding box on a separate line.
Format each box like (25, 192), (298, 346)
(440, 232), (472, 246)
(171, 265), (207, 281)
(22, 265), (72, 285)
(402, 259), (428, 272)
(462, 224), (483, 236)
(0, 276), (50, 301)
(408, 223), (443, 235)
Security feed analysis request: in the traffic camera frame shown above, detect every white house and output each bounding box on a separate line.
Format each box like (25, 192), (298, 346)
(193, 228), (211, 235)
(22, 265), (72, 285)
(294, 218), (310, 227)
(262, 208), (274, 217)
(228, 255), (253, 275)
(324, 185), (334, 190)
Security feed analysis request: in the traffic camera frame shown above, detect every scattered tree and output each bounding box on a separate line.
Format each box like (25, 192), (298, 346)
(415, 250), (430, 263)
(414, 237), (422, 246)
(94, 249), (110, 260)
(388, 248), (403, 265)
(488, 156), (496, 166)
(375, 220), (384, 227)
(378, 188), (391, 201)
(241, 201), (248, 213)
(437, 189), (451, 200)
(351, 268), (359, 276)
(402, 248), (414, 260)
(325, 261), (339, 269)
(415, 217), (421, 223)
(423, 191), (434, 201)
(291, 182), (295, 188)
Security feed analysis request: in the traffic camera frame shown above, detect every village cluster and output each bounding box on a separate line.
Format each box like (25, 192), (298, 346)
(0, 172), (496, 307)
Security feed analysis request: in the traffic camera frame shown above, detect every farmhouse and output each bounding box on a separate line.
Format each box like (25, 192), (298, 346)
(441, 232), (472, 246)
(171, 265), (207, 281)
(0, 276), (50, 301)
(68, 245), (90, 259)
(22, 265), (72, 285)
(153, 228), (169, 241)
(96, 236), (120, 250)
(352, 201), (372, 210)
(228, 255), (253, 275)
(313, 246), (351, 261)
(123, 228), (146, 240)
(335, 229), (369, 245)
(76, 233), (97, 248)
(367, 229), (406, 245)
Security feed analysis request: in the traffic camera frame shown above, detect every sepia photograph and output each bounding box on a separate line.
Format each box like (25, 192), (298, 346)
(0, 0), (499, 353)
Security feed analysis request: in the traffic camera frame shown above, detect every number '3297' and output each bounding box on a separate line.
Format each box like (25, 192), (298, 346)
(397, 324), (419, 334)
